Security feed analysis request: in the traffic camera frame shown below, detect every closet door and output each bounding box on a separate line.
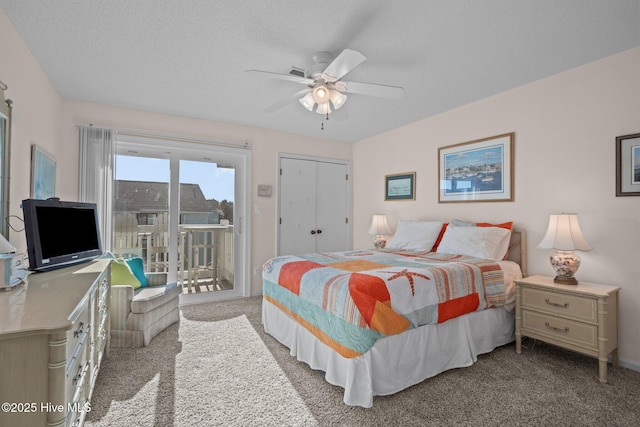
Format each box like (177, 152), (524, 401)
(315, 161), (348, 253)
(278, 157), (349, 256)
(279, 158), (318, 255)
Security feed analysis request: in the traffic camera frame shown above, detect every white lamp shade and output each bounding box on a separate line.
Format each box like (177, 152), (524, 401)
(312, 84), (331, 104)
(368, 214), (392, 235)
(299, 92), (315, 111)
(316, 102), (331, 115)
(537, 213), (591, 251)
(0, 233), (16, 253)
(329, 90), (347, 110)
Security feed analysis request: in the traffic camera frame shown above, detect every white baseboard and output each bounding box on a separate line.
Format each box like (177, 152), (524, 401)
(619, 358), (640, 373)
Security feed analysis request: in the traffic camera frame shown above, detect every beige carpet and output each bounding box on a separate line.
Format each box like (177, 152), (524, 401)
(86, 312), (317, 426)
(88, 297), (640, 426)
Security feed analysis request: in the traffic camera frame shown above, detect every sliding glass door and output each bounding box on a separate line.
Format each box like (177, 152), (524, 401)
(179, 159), (236, 295)
(112, 134), (250, 303)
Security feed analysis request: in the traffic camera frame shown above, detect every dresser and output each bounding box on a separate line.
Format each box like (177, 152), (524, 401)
(515, 275), (619, 383)
(0, 258), (111, 427)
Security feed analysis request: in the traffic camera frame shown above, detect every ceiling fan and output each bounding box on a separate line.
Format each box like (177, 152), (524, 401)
(246, 49), (403, 118)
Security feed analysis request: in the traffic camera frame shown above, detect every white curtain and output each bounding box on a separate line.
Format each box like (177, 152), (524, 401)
(77, 126), (114, 251)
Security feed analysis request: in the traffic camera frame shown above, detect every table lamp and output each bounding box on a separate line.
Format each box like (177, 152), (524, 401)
(537, 213), (591, 285)
(0, 233), (17, 291)
(368, 214), (392, 249)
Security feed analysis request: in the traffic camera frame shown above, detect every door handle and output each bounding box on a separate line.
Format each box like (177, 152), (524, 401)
(316, 229), (322, 234)
(310, 230), (316, 235)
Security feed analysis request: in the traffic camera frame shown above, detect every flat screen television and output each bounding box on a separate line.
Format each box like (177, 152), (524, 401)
(22, 198), (103, 272)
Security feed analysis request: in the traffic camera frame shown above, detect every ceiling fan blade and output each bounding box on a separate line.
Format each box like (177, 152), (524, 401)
(246, 70), (314, 86)
(263, 88), (311, 113)
(341, 80), (404, 99)
(321, 49), (366, 82)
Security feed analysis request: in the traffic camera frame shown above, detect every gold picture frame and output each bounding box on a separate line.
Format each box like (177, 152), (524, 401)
(438, 133), (514, 203)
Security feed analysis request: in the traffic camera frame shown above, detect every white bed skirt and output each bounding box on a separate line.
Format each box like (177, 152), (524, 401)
(262, 298), (515, 408)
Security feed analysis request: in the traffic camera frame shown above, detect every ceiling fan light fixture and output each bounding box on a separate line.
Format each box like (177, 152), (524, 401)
(329, 90), (347, 110)
(312, 84), (331, 104)
(316, 102), (331, 115)
(299, 92), (315, 111)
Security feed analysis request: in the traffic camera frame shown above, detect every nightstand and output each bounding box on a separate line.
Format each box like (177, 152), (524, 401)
(515, 275), (620, 383)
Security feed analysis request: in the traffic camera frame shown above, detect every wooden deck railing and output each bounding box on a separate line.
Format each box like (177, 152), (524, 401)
(112, 224), (234, 292)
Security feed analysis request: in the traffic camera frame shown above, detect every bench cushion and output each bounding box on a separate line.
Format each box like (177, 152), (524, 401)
(131, 282), (181, 313)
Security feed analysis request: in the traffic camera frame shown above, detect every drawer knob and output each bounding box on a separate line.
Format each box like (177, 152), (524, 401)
(545, 322), (569, 334)
(544, 298), (569, 309)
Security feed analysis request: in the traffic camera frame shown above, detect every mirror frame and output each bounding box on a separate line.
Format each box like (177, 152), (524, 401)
(0, 79), (12, 239)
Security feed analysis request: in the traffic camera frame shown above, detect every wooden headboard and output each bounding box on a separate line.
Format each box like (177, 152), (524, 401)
(506, 228), (527, 277)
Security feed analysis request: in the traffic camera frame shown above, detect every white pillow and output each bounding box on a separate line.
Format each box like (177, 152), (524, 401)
(436, 224), (511, 260)
(387, 221), (444, 252)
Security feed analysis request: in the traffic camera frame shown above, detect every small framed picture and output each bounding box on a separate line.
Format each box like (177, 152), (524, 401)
(616, 132), (640, 196)
(438, 133), (514, 203)
(385, 172), (416, 201)
(31, 145), (56, 199)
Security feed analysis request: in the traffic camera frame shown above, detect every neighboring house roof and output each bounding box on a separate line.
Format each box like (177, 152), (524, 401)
(114, 180), (220, 213)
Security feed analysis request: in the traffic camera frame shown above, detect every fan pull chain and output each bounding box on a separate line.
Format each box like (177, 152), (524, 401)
(320, 112), (329, 130)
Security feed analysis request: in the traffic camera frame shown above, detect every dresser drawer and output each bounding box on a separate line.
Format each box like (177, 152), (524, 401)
(520, 286), (597, 322)
(66, 304), (90, 363)
(521, 310), (598, 350)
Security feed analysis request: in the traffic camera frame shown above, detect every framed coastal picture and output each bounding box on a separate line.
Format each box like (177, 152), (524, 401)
(438, 133), (514, 203)
(31, 145), (56, 199)
(616, 132), (640, 196)
(385, 172), (416, 200)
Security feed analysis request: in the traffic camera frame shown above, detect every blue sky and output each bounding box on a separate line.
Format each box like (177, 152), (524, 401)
(116, 155), (235, 202)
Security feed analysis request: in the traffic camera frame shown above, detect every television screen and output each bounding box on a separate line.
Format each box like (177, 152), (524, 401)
(22, 198), (103, 272)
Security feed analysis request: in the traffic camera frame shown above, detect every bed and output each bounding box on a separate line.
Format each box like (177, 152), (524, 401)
(262, 221), (527, 408)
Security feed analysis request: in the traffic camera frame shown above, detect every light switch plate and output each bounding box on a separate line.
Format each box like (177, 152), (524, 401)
(257, 185), (272, 197)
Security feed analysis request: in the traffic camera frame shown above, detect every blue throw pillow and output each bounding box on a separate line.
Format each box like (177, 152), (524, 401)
(125, 257), (148, 288)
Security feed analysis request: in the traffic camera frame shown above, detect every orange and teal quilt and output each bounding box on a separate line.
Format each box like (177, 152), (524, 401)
(262, 250), (510, 358)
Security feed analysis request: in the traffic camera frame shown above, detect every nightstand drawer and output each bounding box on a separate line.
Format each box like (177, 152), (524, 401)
(522, 310), (597, 349)
(520, 287), (597, 322)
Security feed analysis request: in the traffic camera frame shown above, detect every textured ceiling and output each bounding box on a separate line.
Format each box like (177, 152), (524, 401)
(1, 0), (639, 142)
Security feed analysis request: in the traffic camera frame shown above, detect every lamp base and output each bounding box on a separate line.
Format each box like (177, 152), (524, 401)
(373, 235), (387, 249)
(550, 250), (581, 285)
(553, 275), (578, 285)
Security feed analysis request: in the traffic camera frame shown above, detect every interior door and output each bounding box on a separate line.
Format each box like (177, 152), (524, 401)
(278, 156), (349, 256)
(315, 161), (348, 253)
(278, 158), (317, 255)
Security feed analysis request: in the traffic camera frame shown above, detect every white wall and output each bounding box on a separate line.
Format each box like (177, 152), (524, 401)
(0, 8), (64, 234)
(353, 47), (640, 369)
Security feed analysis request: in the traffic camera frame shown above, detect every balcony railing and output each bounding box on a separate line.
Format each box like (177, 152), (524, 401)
(112, 224), (234, 293)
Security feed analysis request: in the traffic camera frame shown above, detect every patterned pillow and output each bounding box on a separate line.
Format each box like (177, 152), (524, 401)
(125, 257), (148, 288)
(111, 257), (142, 289)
